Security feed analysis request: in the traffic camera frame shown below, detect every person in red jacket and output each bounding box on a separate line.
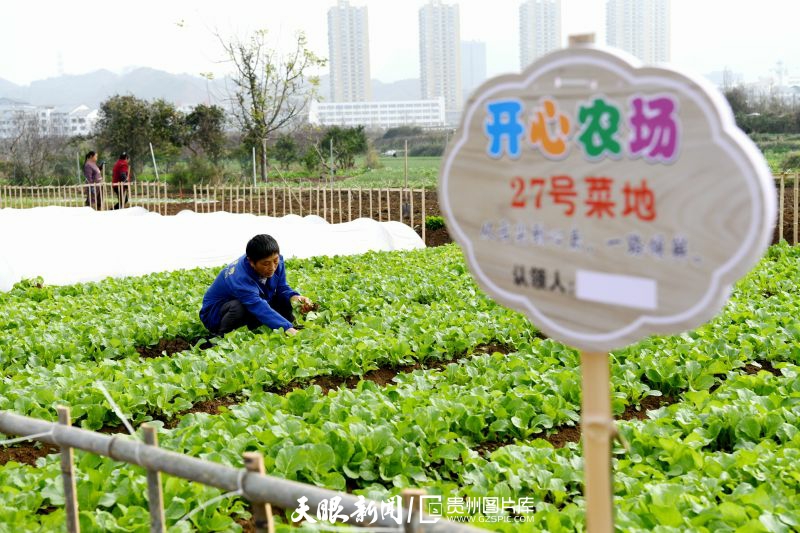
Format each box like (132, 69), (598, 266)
(111, 152), (131, 210)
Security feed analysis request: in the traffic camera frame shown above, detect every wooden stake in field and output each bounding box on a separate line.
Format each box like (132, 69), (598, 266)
(243, 452), (274, 533)
(57, 406), (80, 533)
(142, 424), (166, 533)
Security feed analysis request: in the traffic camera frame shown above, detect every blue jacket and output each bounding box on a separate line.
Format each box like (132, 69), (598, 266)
(199, 254), (299, 332)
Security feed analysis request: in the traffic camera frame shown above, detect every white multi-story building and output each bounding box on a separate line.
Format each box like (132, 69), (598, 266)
(606, 0), (670, 64)
(419, 0), (461, 120)
(0, 100), (97, 139)
(461, 40), (487, 102)
(328, 0), (372, 102)
(308, 98), (446, 129)
(519, 0), (562, 69)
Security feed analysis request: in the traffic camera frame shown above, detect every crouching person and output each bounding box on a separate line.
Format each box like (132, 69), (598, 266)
(200, 234), (314, 336)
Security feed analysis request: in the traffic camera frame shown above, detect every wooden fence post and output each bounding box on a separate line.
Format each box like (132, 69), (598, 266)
(142, 425), (166, 533)
(421, 188), (426, 244)
(410, 189), (415, 232)
(243, 452), (274, 533)
(401, 488), (426, 533)
(793, 173), (798, 245)
(57, 406), (81, 533)
(779, 174), (785, 242)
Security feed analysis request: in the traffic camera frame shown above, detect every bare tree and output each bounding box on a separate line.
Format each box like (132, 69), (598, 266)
(219, 30), (326, 181)
(6, 111), (65, 185)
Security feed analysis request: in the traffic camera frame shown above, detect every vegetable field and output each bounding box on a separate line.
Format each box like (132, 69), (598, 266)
(1, 243), (799, 532)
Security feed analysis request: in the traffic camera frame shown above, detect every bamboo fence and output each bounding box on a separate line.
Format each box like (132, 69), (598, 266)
(2, 176), (799, 245)
(0, 182), (169, 215)
(191, 185), (428, 243)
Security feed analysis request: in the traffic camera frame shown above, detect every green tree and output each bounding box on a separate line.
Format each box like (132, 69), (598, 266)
(301, 146), (321, 174)
(273, 134), (298, 170)
(185, 104), (226, 161)
(94, 95), (151, 174)
(220, 30), (326, 181)
(149, 99), (186, 161)
(382, 126), (422, 140)
(321, 125), (368, 170)
(724, 85), (751, 116)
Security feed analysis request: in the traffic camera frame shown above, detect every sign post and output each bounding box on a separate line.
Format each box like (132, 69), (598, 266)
(580, 350), (613, 532)
(439, 43), (775, 532)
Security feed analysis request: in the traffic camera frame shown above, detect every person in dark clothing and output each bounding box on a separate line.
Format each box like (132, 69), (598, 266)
(112, 152), (131, 210)
(199, 234), (314, 336)
(83, 151), (103, 209)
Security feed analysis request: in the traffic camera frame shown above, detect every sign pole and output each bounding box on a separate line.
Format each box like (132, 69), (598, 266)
(580, 351), (613, 533)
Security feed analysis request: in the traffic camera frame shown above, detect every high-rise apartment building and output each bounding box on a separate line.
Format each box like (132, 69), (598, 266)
(461, 40), (487, 101)
(419, 0), (462, 118)
(606, 0), (670, 64)
(519, 0), (562, 69)
(328, 0), (372, 102)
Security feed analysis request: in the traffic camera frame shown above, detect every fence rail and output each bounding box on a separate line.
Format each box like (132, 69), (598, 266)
(0, 408), (480, 533)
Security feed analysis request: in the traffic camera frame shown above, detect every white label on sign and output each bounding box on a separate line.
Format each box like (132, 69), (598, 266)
(575, 270), (657, 310)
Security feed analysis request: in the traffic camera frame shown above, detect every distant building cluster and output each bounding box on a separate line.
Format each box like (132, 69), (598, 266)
(0, 99), (98, 139)
(309, 97), (446, 129)
(317, 0), (672, 129)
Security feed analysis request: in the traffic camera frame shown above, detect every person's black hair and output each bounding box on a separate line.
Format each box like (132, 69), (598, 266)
(84, 150), (96, 163)
(246, 234), (280, 262)
(119, 151), (128, 160)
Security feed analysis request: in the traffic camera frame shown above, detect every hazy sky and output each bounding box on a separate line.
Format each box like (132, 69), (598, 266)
(1, 0), (798, 86)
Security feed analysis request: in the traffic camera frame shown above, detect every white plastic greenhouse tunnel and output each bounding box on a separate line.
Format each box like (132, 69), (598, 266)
(0, 206), (426, 291)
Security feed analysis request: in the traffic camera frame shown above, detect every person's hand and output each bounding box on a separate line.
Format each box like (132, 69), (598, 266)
(291, 295), (315, 313)
(286, 327), (299, 336)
